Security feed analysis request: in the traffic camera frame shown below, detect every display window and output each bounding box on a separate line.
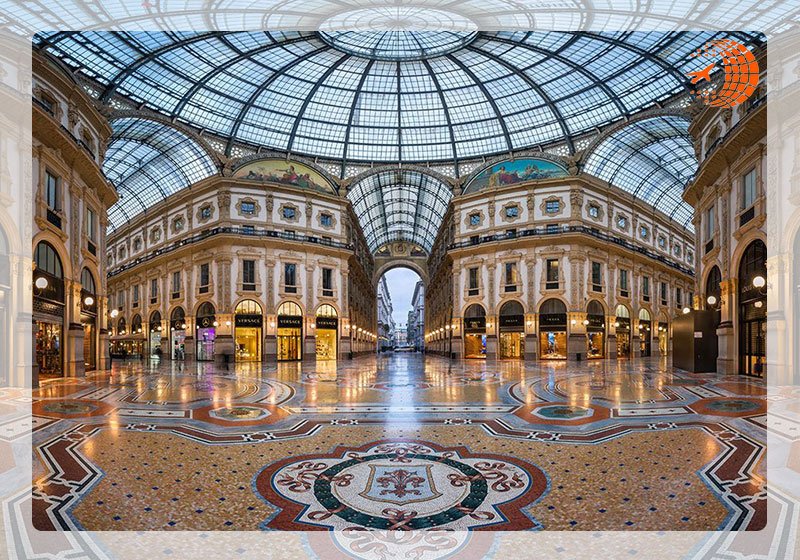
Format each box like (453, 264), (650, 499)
(639, 321), (652, 357)
(236, 327), (261, 361)
(195, 302), (217, 362)
(539, 330), (567, 359)
(83, 320), (96, 370)
(539, 299), (568, 360)
(463, 304), (487, 359)
(499, 332), (523, 359)
(465, 334), (487, 359)
(172, 329), (186, 360)
(278, 327), (302, 360)
(498, 301), (524, 359)
(316, 305), (338, 361)
(615, 305), (631, 359)
(658, 322), (669, 354)
(150, 331), (162, 357)
(35, 321), (62, 378)
(586, 331), (605, 358)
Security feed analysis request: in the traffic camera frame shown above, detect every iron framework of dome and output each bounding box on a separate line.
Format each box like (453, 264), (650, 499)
(35, 30), (758, 166)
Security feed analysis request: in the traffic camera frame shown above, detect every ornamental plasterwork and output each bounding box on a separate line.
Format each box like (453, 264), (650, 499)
(615, 213), (631, 232)
(197, 202), (215, 224)
(149, 227), (161, 243)
(278, 202), (300, 223)
(235, 197), (261, 219)
(500, 201), (522, 224)
(317, 210), (337, 230)
(464, 209), (486, 230)
(539, 195), (565, 217)
(171, 215), (185, 234)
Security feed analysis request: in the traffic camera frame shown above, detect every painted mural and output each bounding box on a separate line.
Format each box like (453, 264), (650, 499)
(464, 158), (568, 193)
(233, 159), (336, 194)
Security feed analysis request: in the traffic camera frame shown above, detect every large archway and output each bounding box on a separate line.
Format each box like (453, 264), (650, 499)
(376, 266), (425, 353)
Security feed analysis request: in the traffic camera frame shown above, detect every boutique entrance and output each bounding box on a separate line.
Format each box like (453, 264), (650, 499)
(498, 300), (524, 359)
(463, 304), (487, 359)
(586, 300), (605, 358)
(33, 242), (65, 378)
(615, 305), (631, 359)
(539, 299), (567, 360)
(235, 299), (262, 362)
(195, 302), (217, 361)
(738, 240), (766, 377)
(315, 304), (338, 360)
(277, 301), (302, 361)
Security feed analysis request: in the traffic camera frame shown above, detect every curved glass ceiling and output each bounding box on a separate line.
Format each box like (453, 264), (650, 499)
(319, 31), (479, 61)
(103, 118), (217, 231)
(35, 30), (756, 164)
(583, 115), (696, 229)
(347, 170), (452, 252)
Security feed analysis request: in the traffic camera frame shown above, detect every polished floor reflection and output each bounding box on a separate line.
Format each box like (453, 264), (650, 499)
(29, 354), (766, 532)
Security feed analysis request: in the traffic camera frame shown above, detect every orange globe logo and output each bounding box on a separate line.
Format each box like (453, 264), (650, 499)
(685, 39), (759, 108)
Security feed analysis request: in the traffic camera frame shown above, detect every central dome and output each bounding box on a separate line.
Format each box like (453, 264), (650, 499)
(319, 30), (479, 61)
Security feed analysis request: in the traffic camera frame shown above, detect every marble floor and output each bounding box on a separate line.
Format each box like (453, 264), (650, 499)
(26, 354), (766, 534)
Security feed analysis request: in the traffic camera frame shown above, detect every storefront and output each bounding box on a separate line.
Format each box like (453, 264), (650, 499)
(80, 268), (97, 371)
(498, 300), (524, 359)
(738, 239), (767, 377)
(638, 309), (652, 357)
(586, 300), (605, 359)
(277, 301), (303, 361)
(149, 310), (162, 357)
(658, 320), (669, 354)
(170, 307), (186, 360)
(316, 304), (338, 360)
(33, 242), (64, 378)
(235, 299), (263, 362)
(195, 302), (217, 362)
(463, 304), (487, 359)
(539, 299), (567, 360)
(614, 305), (631, 359)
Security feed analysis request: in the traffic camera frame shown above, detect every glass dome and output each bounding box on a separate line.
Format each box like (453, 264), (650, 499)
(35, 30), (758, 164)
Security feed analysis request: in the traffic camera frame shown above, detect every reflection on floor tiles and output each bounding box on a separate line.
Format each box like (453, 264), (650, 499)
(27, 354), (766, 532)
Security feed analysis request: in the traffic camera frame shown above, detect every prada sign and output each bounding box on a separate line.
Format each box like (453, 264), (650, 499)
(316, 316), (338, 330)
(464, 317), (486, 333)
(278, 315), (303, 329)
(616, 317), (631, 331)
(236, 314), (263, 328)
(499, 314), (524, 330)
(539, 313), (567, 327)
(587, 315), (605, 329)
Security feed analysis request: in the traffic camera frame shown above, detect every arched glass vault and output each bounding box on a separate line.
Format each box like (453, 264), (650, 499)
(347, 170), (452, 253)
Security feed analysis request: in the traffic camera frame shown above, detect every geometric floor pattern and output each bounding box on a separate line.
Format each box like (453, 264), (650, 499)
(25, 354), (768, 536)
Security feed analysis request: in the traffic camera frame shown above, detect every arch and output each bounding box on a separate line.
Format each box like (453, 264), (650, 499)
(231, 157), (338, 195)
(638, 308), (652, 321)
(499, 300), (524, 316)
(235, 299), (263, 316)
(80, 267), (97, 294)
(539, 298), (567, 314)
(117, 317), (127, 333)
(33, 240), (63, 278)
(277, 301), (303, 316)
(130, 314), (142, 333)
(195, 301), (216, 317)
(374, 259), (428, 288)
(586, 300), (605, 316)
(462, 157), (569, 195)
(170, 306), (186, 321)
(316, 303), (338, 317)
(731, 232), (768, 283)
(614, 304), (631, 318)
(149, 310), (162, 325)
(464, 303), (486, 318)
(704, 265), (722, 307)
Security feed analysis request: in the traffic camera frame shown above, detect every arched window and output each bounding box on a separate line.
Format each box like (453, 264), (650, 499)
(615, 304), (630, 318)
(316, 304), (338, 317)
(499, 300), (524, 316)
(587, 300), (604, 316)
(117, 317), (126, 334)
(705, 265), (722, 308)
(34, 241), (63, 278)
(196, 302), (216, 318)
(131, 314), (142, 333)
(277, 301), (302, 316)
(236, 299), (263, 315)
(171, 307), (185, 322)
(540, 298), (566, 314)
(738, 240), (766, 299)
(149, 310), (162, 327)
(638, 309), (651, 321)
(464, 304), (486, 318)
(81, 268), (96, 294)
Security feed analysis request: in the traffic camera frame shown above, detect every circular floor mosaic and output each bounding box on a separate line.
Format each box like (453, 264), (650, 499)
(255, 440), (547, 531)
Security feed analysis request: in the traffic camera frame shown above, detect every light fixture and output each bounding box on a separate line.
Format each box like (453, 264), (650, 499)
(583, 319), (589, 325)
(213, 321), (219, 327)
(110, 309), (119, 318)
(269, 321), (275, 328)
(84, 296), (94, 306)
(570, 319), (576, 325)
(137, 328), (142, 333)
(754, 300), (764, 308)
(753, 275), (766, 288)
(614, 322), (620, 328)
(706, 295), (717, 306)
(181, 323), (187, 329)
(445, 325), (450, 330)
(34, 276), (48, 290)
(157, 326), (162, 331)
(225, 320), (231, 327)
(682, 307), (691, 314)
(526, 321), (532, 326)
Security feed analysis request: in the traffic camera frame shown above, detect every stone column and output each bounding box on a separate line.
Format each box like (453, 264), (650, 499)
(716, 278), (736, 374)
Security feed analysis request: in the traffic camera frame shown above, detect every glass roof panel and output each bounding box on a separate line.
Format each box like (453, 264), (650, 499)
(583, 115), (697, 230)
(103, 117), (217, 231)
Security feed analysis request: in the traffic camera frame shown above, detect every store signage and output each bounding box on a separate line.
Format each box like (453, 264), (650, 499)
(464, 317), (486, 333)
(236, 314), (263, 328)
(499, 314), (524, 329)
(616, 317), (631, 331)
(171, 320), (185, 330)
(278, 315), (303, 329)
(539, 313), (566, 327)
(316, 316), (338, 330)
(197, 315), (216, 329)
(587, 315), (605, 328)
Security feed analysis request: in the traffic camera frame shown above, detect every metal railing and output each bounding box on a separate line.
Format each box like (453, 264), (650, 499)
(447, 225), (694, 276)
(108, 226), (353, 278)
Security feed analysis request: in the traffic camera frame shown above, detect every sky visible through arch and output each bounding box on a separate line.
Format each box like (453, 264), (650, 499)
(383, 267), (422, 327)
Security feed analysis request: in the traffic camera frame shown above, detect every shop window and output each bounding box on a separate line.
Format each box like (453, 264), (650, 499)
(546, 259), (559, 290)
(200, 263), (210, 293)
(172, 271), (181, 299)
(468, 267), (479, 296)
(284, 263), (297, 293)
(322, 267), (333, 297)
(591, 261), (602, 292)
(243, 260), (256, 291)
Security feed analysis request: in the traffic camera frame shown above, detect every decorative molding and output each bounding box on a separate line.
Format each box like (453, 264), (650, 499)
(235, 197), (261, 219)
(317, 210), (337, 230)
(278, 202), (300, 223)
(197, 202), (215, 224)
(464, 209), (486, 230)
(499, 201), (521, 224)
(585, 199), (604, 223)
(540, 195), (565, 217)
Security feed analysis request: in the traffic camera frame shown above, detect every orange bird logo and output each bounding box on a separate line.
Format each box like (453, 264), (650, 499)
(686, 39), (759, 108)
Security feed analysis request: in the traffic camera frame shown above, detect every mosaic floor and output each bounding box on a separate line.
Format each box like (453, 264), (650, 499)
(22, 354), (767, 535)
